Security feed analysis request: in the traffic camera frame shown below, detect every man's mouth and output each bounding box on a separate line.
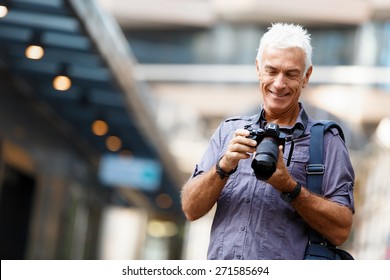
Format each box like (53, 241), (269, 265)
(270, 91), (289, 97)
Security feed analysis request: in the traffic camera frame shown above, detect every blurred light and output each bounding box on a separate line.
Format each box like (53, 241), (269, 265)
(147, 220), (178, 238)
(106, 135), (122, 152)
(376, 118), (390, 149)
(0, 5), (8, 18)
(53, 64), (72, 91)
(25, 45), (44, 60)
(155, 193), (173, 209)
(25, 31), (45, 60)
(92, 119), (109, 136)
(53, 75), (72, 91)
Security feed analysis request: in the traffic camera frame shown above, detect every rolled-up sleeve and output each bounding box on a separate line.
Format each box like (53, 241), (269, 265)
(190, 118), (242, 179)
(322, 129), (355, 213)
(191, 122), (224, 179)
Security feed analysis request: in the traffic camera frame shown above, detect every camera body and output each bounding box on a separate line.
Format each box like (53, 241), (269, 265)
(246, 123), (286, 180)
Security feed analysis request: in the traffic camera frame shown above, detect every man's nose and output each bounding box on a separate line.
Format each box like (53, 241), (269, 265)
(274, 73), (287, 89)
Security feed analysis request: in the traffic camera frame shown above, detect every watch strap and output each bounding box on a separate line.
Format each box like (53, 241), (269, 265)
(281, 182), (302, 203)
(216, 156), (237, 179)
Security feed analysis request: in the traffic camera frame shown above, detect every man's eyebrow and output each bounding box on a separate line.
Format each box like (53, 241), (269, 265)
(264, 65), (277, 71)
(286, 69), (301, 75)
(264, 65), (301, 74)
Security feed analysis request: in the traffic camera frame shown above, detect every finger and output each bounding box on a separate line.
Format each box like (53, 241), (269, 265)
(226, 151), (252, 161)
(276, 145), (285, 166)
(228, 142), (256, 155)
(278, 145), (284, 158)
(233, 129), (257, 147)
(237, 135), (257, 147)
(235, 128), (250, 137)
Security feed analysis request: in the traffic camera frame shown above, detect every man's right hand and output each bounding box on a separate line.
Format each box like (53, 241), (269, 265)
(219, 129), (257, 172)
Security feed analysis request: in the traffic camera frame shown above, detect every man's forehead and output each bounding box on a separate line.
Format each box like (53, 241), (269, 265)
(262, 47), (306, 70)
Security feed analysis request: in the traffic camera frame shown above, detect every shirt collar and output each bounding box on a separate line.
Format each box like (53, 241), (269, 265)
(257, 102), (306, 131)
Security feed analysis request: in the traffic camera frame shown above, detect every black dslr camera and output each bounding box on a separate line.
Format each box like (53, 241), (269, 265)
(245, 123), (286, 180)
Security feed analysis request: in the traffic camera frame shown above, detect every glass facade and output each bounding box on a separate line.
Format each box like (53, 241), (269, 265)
(127, 24), (359, 66)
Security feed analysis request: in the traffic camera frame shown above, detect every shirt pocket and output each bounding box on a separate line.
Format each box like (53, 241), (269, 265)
(285, 146), (309, 185)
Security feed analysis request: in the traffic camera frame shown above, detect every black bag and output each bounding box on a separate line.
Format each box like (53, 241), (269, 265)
(304, 243), (354, 260)
(303, 121), (354, 260)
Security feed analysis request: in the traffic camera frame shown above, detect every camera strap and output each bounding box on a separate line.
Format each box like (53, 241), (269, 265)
(285, 109), (309, 166)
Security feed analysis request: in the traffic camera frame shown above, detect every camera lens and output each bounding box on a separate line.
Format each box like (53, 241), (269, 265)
(251, 137), (279, 180)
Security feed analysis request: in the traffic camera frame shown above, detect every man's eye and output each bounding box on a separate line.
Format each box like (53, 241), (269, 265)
(267, 70), (277, 75)
(287, 71), (300, 78)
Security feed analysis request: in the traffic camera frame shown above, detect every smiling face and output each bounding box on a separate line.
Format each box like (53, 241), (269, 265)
(256, 46), (312, 120)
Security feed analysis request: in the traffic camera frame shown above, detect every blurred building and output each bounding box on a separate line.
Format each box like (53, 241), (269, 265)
(1, 0), (390, 260)
(0, 0), (184, 260)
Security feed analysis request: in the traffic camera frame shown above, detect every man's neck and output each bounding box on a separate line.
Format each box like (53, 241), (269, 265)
(264, 105), (300, 127)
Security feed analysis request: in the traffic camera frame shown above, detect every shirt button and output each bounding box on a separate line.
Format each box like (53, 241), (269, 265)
(244, 198), (250, 203)
(241, 226), (245, 231)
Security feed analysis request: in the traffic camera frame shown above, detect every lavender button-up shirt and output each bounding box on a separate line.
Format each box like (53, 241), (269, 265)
(191, 105), (355, 260)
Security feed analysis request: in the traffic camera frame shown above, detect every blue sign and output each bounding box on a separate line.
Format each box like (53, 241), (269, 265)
(99, 154), (162, 191)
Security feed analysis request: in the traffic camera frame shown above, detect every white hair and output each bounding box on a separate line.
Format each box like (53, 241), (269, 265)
(256, 23), (312, 74)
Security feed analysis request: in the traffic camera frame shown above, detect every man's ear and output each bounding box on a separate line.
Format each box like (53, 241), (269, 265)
(255, 59), (261, 79)
(302, 66), (313, 88)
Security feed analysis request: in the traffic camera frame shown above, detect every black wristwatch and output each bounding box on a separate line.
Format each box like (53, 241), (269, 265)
(215, 156), (237, 179)
(280, 182), (302, 203)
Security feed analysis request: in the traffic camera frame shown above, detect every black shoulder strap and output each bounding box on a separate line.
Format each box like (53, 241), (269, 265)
(307, 120), (345, 244)
(307, 121), (345, 195)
